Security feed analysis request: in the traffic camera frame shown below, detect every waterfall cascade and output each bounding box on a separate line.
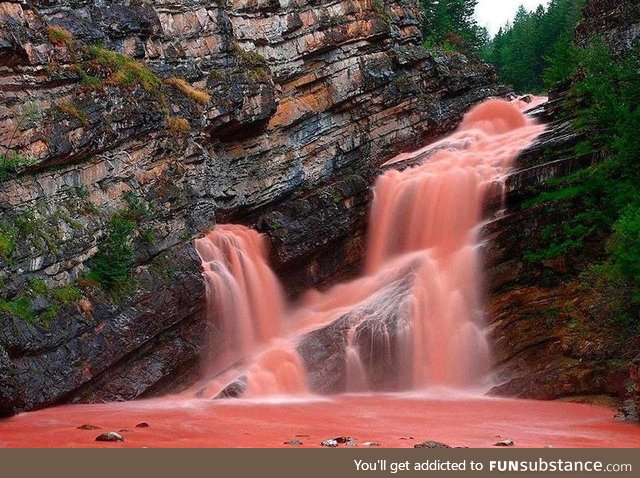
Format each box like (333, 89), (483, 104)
(194, 99), (545, 397)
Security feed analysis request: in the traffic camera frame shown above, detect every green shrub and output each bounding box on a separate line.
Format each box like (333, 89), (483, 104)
(86, 192), (153, 294)
(609, 207), (640, 301)
(28, 278), (49, 296)
(233, 44), (267, 68)
(58, 100), (89, 125)
(0, 152), (35, 182)
(0, 296), (34, 322)
(0, 222), (17, 260)
(140, 228), (156, 245)
(54, 284), (82, 304)
(46, 25), (74, 47)
(0, 280), (83, 325)
(87, 215), (136, 291)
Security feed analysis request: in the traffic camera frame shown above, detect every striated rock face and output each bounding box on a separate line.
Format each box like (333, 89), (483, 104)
(482, 0), (640, 414)
(576, 0), (640, 56)
(0, 0), (503, 414)
(481, 107), (637, 409)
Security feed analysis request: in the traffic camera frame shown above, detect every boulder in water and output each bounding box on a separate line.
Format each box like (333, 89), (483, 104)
(361, 441), (381, 447)
(285, 439), (303, 446)
(95, 432), (124, 442)
(77, 424), (101, 430)
(321, 439), (339, 447)
(414, 441), (452, 448)
(495, 439), (515, 447)
(298, 262), (419, 394)
(214, 376), (247, 399)
(135, 422), (150, 428)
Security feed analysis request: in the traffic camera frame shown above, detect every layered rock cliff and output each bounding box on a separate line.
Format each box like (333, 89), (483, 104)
(0, 0), (504, 414)
(483, 0), (640, 419)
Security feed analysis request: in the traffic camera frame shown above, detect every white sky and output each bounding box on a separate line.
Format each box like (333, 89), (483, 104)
(476, 0), (552, 35)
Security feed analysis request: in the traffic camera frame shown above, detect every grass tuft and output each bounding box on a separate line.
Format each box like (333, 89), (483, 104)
(46, 25), (74, 48)
(165, 116), (191, 135)
(164, 77), (211, 104)
(58, 100), (89, 125)
(87, 46), (161, 92)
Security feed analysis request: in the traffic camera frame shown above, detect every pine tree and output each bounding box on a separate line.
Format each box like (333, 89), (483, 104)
(421, 0), (484, 54)
(479, 0), (586, 93)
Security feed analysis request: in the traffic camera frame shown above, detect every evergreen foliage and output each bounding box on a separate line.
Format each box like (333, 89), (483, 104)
(421, 0), (487, 54)
(480, 0), (585, 92)
(525, 40), (640, 326)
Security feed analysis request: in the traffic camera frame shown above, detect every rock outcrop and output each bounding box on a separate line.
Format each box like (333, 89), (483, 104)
(0, 0), (504, 415)
(483, 0), (640, 417)
(576, 0), (640, 56)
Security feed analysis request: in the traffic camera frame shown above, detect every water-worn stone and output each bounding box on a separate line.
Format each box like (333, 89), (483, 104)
(414, 441), (452, 449)
(298, 261), (419, 394)
(494, 439), (514, 447)
(77, 424), (101, 430)
(321, 439), (339, 447)
(213, 376), (247, 400)
(95, 431), (124, 442)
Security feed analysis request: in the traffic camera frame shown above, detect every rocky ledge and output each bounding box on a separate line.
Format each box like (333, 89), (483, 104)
(482, 0), (640, 420)
(0, 0), (504, 415)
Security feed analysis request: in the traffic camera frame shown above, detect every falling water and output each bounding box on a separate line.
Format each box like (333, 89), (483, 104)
(365, 99), (544, 387)
(194, 225), (308, 396)
(195, 224), (285, 372)
(195, 98), (545, 397)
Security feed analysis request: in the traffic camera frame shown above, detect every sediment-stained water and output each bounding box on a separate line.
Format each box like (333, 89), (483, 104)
(1, 395), (638, 448)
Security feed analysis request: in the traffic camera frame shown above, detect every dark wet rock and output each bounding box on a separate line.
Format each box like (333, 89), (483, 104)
(617, 356), (640, 422)
(285, 439), (303, 446)
(135, 422), (150, 428)
(298, 261), (419, 394)
(95, 432), (124, 442)
(414, 441), (452, 449)
(495, 439), (515, 447)
(77, 424), (101, 430)
(118, 429), (133, 433)
(334, 436), (354, 444)
(214, 376), (247, 400)
(258, 176), (371, 296)
(0, 347), (20, 417)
